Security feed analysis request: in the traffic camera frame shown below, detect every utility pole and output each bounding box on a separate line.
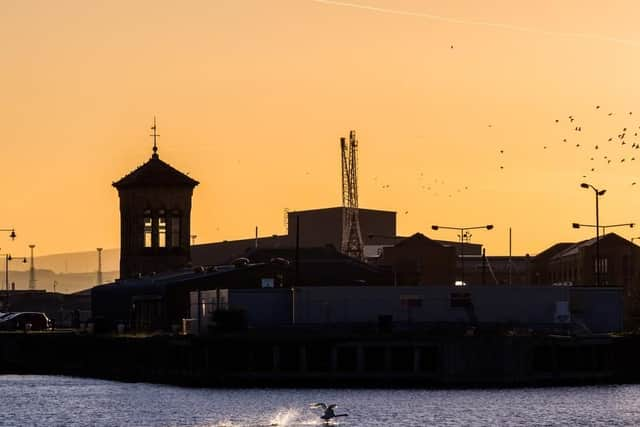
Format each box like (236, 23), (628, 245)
(96, 248), (103, 285)
(508, 228), (512, 286)
(28, 244), (36, 290)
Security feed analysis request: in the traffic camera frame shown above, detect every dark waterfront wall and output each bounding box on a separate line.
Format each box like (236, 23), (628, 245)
(189, 286), (622, 333)
(2, 331), (639, 388)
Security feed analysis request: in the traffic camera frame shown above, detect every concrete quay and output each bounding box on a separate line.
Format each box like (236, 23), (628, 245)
(0, 329), (637, 388)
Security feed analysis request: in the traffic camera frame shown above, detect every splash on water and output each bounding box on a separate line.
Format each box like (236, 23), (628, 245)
(269, 408), (300, 426)
(267, 408), (326, 426)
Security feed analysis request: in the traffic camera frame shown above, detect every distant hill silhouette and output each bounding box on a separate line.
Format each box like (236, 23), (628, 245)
(0, 269), (118, 294)
(9, 248), (120, 274)
(0, 248), (120, 293)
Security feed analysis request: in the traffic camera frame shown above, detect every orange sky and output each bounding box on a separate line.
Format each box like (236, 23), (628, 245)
(2, 0), (640, 257)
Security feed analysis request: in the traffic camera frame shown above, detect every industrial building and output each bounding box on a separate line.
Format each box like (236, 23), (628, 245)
(190, 285), (622, 334)
(90, 125), (635, 335)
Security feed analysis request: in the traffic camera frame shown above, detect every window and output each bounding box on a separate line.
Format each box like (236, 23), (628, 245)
(158, 211), (166, 248)
(144, 211), (152, 248)
(171, 215), (180, 247)
(594, 257), (608, 273)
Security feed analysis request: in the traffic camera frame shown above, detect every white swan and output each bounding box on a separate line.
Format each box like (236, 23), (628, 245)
(311, 403), (348, 422)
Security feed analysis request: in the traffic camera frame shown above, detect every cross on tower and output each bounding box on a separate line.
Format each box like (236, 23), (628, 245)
(150, 116), (160, 158)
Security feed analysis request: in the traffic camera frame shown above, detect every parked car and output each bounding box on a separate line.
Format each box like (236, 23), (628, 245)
(0, 312), (51, 331)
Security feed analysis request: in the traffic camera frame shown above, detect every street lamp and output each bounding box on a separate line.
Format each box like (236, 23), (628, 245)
(0, 253), (27, 311)
(431, 224), (494, 285)
(573, 222), (634, 286)
(572, 222), (634, 234)
(579, 183), (607, 286)
(0, 229), (16, 240)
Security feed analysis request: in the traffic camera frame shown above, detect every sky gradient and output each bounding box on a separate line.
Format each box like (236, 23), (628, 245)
(2, 0), (640, 257)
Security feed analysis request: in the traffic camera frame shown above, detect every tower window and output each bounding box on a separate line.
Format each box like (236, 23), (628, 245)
(144, 212), (152, 248)
(171, 215), (180, 248)
(158, 212), (167, 248)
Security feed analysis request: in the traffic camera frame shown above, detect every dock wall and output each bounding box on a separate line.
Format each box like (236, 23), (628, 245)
(2, 331), (640, 388)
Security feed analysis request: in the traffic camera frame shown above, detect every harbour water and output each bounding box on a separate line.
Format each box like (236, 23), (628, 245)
(2, 375), (640, 426)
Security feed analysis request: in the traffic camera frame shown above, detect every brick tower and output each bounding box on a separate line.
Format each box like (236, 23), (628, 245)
(113, 120), (199, 279)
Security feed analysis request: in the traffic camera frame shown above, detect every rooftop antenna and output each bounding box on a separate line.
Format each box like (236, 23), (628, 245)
(150, 116), (160, 158)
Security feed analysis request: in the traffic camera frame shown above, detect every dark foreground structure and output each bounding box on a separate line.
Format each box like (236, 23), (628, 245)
(2, 329), (640, 388)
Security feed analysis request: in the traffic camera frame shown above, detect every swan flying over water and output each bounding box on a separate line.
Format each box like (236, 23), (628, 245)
(311, 403), (348, 422)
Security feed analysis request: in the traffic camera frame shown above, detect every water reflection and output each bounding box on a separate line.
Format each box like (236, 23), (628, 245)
(1, 375), (640, 426)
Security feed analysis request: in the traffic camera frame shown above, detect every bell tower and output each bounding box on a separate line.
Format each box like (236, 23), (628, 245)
(113, 119), (199, 279)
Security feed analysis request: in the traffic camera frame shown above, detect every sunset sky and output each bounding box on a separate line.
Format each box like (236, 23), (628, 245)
(3, 0), (640, 257)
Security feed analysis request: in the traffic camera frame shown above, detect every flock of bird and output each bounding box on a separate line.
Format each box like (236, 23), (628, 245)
(496, 105), (640, 187)
(363, 105), (640, 218)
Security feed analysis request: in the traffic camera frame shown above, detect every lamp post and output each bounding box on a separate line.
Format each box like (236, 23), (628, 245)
(572, 222), (634, 235)
(431, 224), (494, 285)
(573, 222), (634, 286)
(0, 229), (16, 241)
(1, 253), (27, 311)
(580, 183), (606, 286)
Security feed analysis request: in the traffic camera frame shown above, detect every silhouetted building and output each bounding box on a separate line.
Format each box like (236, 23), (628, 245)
(191, 206), (482, 268)
(287, 207), (396, 249)
(379, 233), (456, 285)
(464, 255), (533, 286)
(193, 285), (620, 333)
(93, 246), (389, 330)
(113, 140), (198, 279)
(5, 289), (91, 327)
(245, 246), (388, 286)
(530, 243), (574, 285)
(533, 233), (640, 328)
(533, 234), (640, 287)
(192, 235), (290, 266)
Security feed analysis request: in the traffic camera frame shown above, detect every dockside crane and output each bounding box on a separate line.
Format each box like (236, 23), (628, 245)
(340, 130), (364, 260)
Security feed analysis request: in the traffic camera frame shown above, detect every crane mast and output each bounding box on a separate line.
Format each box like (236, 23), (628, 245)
(340, 130), (364, 260)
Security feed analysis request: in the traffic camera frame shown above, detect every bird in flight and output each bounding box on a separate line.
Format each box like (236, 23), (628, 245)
(311, 403), (348, 422)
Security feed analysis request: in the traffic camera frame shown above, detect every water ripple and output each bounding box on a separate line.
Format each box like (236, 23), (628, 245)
(2, 375), (640, 426)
